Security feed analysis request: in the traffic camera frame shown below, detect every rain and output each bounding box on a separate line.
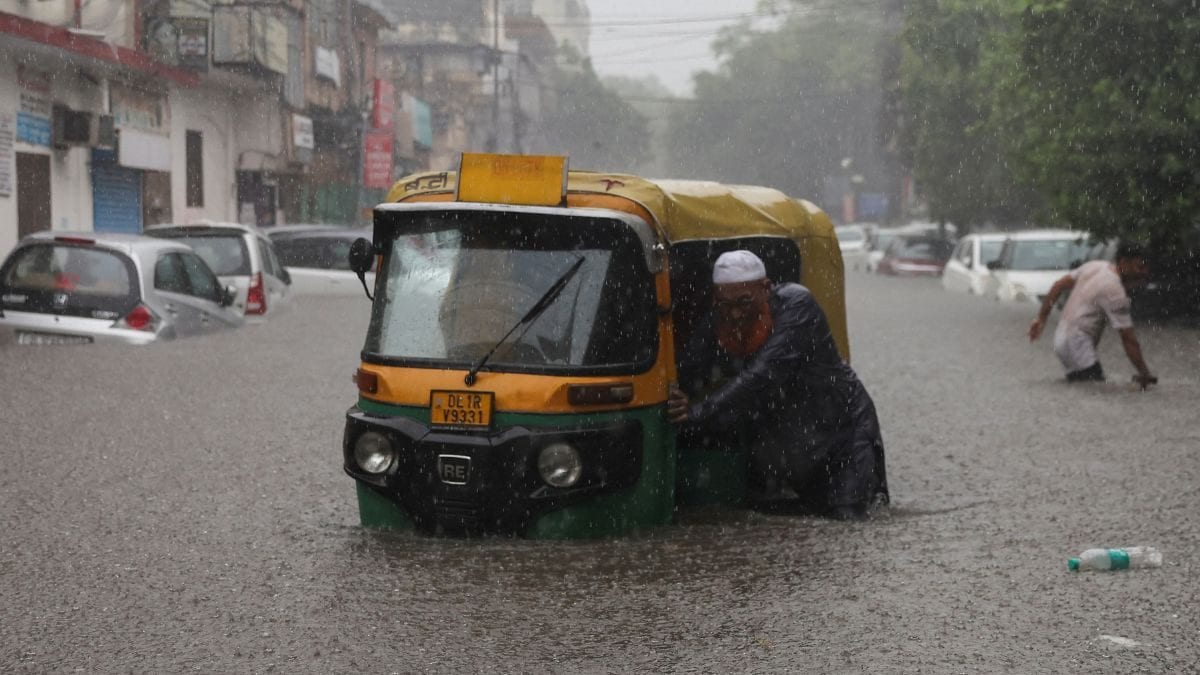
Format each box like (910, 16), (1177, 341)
(2, 0), (1199, 671)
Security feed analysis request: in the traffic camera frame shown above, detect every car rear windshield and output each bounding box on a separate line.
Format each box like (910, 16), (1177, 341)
(152, 231), (251, 276)
(0, 243), (138, 317)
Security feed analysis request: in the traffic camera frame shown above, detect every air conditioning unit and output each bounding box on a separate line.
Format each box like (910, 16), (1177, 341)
(52, 105), (95, 148)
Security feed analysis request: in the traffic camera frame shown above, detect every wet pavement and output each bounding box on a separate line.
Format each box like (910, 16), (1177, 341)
(2, 273), (1198, 673)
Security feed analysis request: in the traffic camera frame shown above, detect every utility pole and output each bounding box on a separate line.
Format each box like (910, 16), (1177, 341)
(490, 0), (500, 152)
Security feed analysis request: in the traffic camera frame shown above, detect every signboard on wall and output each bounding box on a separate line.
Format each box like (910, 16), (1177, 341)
(17, 66), (51, 146)
(118, 128), (172, 172)
(112, 85), (168, 131)
(292, 114), (314, 149)
(0, 112), (14, 197)
(176, 18), (210, 71)
(371, 79), (395, 129)
(403, 94), (433, 150)
(362, 130), (393, 189)
(315, 46), (340, 87)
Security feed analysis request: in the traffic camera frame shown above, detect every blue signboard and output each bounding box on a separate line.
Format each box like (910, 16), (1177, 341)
(858, 192), (889, 220)
(411, 97), (433, 149)
(17, 112), (51, 146)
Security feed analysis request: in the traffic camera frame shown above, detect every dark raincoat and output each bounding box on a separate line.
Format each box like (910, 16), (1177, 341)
(678, 282), (889, 513)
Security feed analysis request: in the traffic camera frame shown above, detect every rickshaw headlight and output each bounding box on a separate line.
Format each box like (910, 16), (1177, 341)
(354, 431), (395, 474)
(538, 442), (582, 488)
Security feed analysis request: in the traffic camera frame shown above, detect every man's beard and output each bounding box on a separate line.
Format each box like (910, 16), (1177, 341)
(716, 303), (774, 357)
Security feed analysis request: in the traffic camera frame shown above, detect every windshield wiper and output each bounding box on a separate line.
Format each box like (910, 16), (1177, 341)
(464, 255), (585, 386)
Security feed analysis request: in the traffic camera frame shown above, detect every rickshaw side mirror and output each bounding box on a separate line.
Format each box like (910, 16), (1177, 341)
(348, 238), (375, 300)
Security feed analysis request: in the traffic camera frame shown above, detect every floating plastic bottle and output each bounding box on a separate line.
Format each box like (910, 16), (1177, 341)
(1068, 546), (1163, 571)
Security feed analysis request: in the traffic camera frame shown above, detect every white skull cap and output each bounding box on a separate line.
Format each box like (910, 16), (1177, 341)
(713, 250), (767, 284)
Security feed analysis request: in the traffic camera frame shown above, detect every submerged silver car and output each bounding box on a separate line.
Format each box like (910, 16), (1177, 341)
(146, 222), (292, 319)
(0, 232), (243, 346)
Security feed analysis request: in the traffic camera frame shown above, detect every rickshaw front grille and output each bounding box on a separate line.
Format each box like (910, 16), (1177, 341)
(433, 497), (483, 520)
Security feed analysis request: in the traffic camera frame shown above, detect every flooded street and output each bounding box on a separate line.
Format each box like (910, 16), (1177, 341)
(3, 273), (1198, 673)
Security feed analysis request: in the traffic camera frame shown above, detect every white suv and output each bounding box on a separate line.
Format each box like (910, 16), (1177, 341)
(146, 222), (292, 318)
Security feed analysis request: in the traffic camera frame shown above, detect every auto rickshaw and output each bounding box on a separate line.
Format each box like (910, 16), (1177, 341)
(343, 153), (847, 538)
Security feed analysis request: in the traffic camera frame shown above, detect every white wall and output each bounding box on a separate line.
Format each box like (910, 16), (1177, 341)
(0, 54), (17, 257)
(170, 83), (239, 224)
(0, 49), (105, 259)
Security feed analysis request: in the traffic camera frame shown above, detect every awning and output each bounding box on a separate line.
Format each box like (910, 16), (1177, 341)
(0, 11), (200, 86)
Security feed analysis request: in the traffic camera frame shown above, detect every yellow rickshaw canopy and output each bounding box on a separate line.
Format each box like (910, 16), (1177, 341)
(386, 168), (849, 360)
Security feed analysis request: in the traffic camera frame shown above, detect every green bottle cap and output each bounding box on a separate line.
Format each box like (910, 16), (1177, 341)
(1068, 558), (1080, 571)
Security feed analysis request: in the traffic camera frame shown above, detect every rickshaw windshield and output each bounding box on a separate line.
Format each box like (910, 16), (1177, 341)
(363, 211), (658, 374)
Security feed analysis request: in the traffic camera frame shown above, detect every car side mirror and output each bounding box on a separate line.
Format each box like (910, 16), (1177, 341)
(986, 260), (1003, 271)
(348, 237), (374, 300)
(221, 285), (237, 308)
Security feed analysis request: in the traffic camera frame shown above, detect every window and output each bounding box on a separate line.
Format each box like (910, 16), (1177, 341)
(179, 252), (221, 302)
(155, 254), (190, 295)
(186, 130), (203, 207)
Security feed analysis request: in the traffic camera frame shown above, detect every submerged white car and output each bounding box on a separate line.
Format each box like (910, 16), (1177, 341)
(835, 224), (870, 271)
(941, 233), (1008, 295)
(985, 229), (1095, 303)
(268, 226), (376, 296)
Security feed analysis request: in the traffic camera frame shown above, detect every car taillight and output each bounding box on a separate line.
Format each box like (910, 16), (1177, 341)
(116, 304), (158, 332)
(245, 272), (266, 315)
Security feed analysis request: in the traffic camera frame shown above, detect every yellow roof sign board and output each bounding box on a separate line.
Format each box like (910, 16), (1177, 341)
(456, 153), (568, 207)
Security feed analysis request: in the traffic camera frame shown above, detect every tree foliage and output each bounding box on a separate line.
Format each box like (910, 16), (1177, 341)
(664, 2), (894, 207)
(902, 0), (1200, 245)
(994, 0), (1200, 245)
(900, 0), (1038, 230)
(538, 63), (652, 173)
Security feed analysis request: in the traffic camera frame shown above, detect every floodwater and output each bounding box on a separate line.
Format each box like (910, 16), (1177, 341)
(2, 273), (1198, 672)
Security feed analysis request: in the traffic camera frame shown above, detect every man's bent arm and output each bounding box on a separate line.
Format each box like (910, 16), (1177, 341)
(1118, 327), (1153, 379)
(1029, 275), (1076, 340)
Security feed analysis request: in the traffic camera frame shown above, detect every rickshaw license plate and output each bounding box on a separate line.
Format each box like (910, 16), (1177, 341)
(430, 390), (494, 428)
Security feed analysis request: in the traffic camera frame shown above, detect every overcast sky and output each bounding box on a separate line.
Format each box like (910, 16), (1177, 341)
(584, 0), (761, 97)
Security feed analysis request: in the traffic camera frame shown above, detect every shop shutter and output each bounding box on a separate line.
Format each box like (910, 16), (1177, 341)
(91, 148), (142, 234)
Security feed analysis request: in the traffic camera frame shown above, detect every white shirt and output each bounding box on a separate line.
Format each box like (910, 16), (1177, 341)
(1057, 260), (1134, 343)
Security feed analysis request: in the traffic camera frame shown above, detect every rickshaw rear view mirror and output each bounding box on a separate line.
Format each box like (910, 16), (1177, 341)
(349, 238), (375, 300)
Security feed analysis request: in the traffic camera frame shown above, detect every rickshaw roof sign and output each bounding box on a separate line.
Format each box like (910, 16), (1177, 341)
(455, 153), (568, 207)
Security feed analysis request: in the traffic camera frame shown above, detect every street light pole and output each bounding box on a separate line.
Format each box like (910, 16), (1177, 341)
(490, 0), (500, 152)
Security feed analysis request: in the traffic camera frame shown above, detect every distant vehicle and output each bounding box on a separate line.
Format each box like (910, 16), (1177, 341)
(900, 221), (958, 238)
(1132, 227), (1200, 319)
(267, 226), (375, 296)
(985, 229), (1094, 303)
(876, 235), (955, 277)
(835, 224), (870, 271)
(146, 222), (292, 318)
(864, 227), (903, 273)
(941, 233), (1008, 295)
(0, 232), (242, 346)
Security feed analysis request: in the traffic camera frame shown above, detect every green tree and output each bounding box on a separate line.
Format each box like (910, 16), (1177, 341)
(994, 0), (1200, 245)
(538, 63), (652, 173)
(899, 0), (1038, 231)
(664, 2), (894, 210)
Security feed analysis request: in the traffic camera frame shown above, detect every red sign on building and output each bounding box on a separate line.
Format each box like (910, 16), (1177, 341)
(363, 130), (394, 189)
(371, 78), (395, 130)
